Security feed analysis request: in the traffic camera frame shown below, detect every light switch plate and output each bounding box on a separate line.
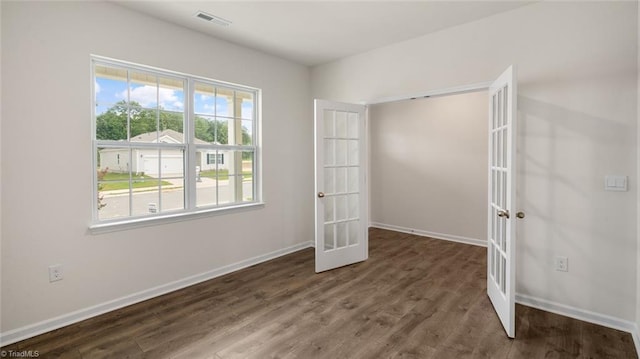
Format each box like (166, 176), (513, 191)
(604, 175), (627, 192)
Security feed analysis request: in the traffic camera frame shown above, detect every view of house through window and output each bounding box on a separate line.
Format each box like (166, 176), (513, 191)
(93, 58), (259, 224)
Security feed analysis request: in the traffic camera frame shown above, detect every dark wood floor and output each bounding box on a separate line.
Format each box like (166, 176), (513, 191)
(3, 228), (637, 358)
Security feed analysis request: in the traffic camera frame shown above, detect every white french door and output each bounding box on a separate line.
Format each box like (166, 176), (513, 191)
(314, 99), (368, 273)
(487, 66), (517, 338)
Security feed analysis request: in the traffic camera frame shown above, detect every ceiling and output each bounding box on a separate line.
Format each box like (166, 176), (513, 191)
(114, 1), (534, 67)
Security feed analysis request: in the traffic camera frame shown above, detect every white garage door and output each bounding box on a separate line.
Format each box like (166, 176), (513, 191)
(142, 151), (184, 177)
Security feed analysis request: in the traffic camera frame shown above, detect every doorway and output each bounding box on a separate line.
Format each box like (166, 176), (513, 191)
(314, 67), (518, 338)
(368, 90), (489, 246)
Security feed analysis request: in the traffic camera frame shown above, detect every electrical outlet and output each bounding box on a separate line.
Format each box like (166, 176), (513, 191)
(49, 264), (63, 282)
(555, 256), (568, 272)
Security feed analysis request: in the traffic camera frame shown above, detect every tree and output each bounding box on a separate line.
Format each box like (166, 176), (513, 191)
(97, 101), (183, 140)
(194, 116), (214, 142)
(96, 101), (128, 140)
(194, 116), (231, 144)
(96, 102), (248, 144)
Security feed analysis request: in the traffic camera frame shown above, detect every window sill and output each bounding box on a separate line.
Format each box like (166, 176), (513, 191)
(89, 202), (265, 234)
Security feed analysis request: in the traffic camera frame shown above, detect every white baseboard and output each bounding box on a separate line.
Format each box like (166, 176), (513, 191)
(516, 293), (640, 355)
(4, 238), (638, 357)
(370, 222), (486, 247)
(0, 241), (314, 346)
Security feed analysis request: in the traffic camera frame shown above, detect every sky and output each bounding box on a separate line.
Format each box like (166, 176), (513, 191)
(95, 77), (253, 119)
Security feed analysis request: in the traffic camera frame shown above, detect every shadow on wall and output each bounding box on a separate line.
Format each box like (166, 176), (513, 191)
(516, 94), (635, 310)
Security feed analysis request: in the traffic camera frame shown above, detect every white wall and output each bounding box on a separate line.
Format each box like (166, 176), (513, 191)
(1, 1), (312, 336)
(313, 1), (638, 322)
(369, 91), (488, 242)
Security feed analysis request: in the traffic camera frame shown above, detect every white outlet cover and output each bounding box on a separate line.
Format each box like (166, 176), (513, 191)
(555, 256), (568, 272)
(49, 264), (63, 282)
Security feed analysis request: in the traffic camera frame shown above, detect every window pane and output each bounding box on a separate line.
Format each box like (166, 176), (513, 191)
(216, 88), (235, 117)
(497, 130), (502, 167)
(492, 132), (497, 166)
(217, 149), (235, 205)
(241, 120), (253, 145)
(226, 118), (242, 146)
(348, 221), (359, 245)
(336, 222), (348, 248)
(501, 256), (507, 294)
(215, 120), (230, 145)
(335, 196), (347, 221)
(502, 128), (508, 170)
(129, 71), (158, 109)
(347, 167), (359, 193)
(98, 147), (130, 174)
(324, 197), (334, 222)
(324, 110), (335, 137)
(97, 181), (130, 220)
(196, 149), (219, 207)
(335, 168), (347, 193)
(220, 150), (254, 203)
(94, 65), (127, 106)
(194, 83), (215, 115)
(196, 179), (218, 208)
(335, 139), (347, 166)
(159, 148), (185, 178)
(159, 111), (184, 141)
(195, 115), (216, 143)
(130, 107), (158, 140)
(347, 112), (358, 138)
(324, 224), (335, 251)
(158, 77), (184, 112)
(96, 104), (128, 141)
(324, 139), (335, 166)
(495, 247), (501, 289)
(240, 151), (254, 202)
(324, 168), (335, 194)
(236, 90), (254, 120)
(336, 111), (347, 138)
(97, 149), (130, 220)
(194, 117), (228, 145)
(95, 104), (111, 118)
(348, 140), (359, 166)
(502, 171), (507, 209)
(161, 178), (184, 212)
(132, 187), (160, 217)
(348, 194), (359, 219)
(218, 180), (233, 205)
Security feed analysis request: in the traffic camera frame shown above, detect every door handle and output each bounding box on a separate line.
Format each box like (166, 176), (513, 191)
(318, 192), (325, 198)
(497, 210), (510, 219)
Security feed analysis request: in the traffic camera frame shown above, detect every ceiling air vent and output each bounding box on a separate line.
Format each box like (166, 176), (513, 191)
(194, 11), (232, 27)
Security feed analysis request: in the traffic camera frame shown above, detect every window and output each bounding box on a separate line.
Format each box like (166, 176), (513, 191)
(92, 56), (260, 226)
(207, 153), (224, 165)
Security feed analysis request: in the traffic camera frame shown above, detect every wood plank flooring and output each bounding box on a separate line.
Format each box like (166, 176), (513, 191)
(3, 228), (636, 358)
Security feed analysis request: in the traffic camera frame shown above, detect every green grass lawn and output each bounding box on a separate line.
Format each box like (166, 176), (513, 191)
(199, 169), (252, 180)
(99, 172), (173, 191)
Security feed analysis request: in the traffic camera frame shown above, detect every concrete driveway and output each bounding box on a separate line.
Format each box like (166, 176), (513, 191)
(98, 178), (254, 220)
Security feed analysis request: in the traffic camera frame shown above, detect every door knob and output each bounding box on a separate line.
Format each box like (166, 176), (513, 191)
(516, 211), (525, 219)
(317, 192), (325, 198)
(497, 210), (510, 219)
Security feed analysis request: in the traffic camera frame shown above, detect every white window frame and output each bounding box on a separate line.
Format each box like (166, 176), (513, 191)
(90, 56), (262, 231)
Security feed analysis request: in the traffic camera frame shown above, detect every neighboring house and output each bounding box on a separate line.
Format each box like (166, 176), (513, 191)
(98, 129), (226, 176)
